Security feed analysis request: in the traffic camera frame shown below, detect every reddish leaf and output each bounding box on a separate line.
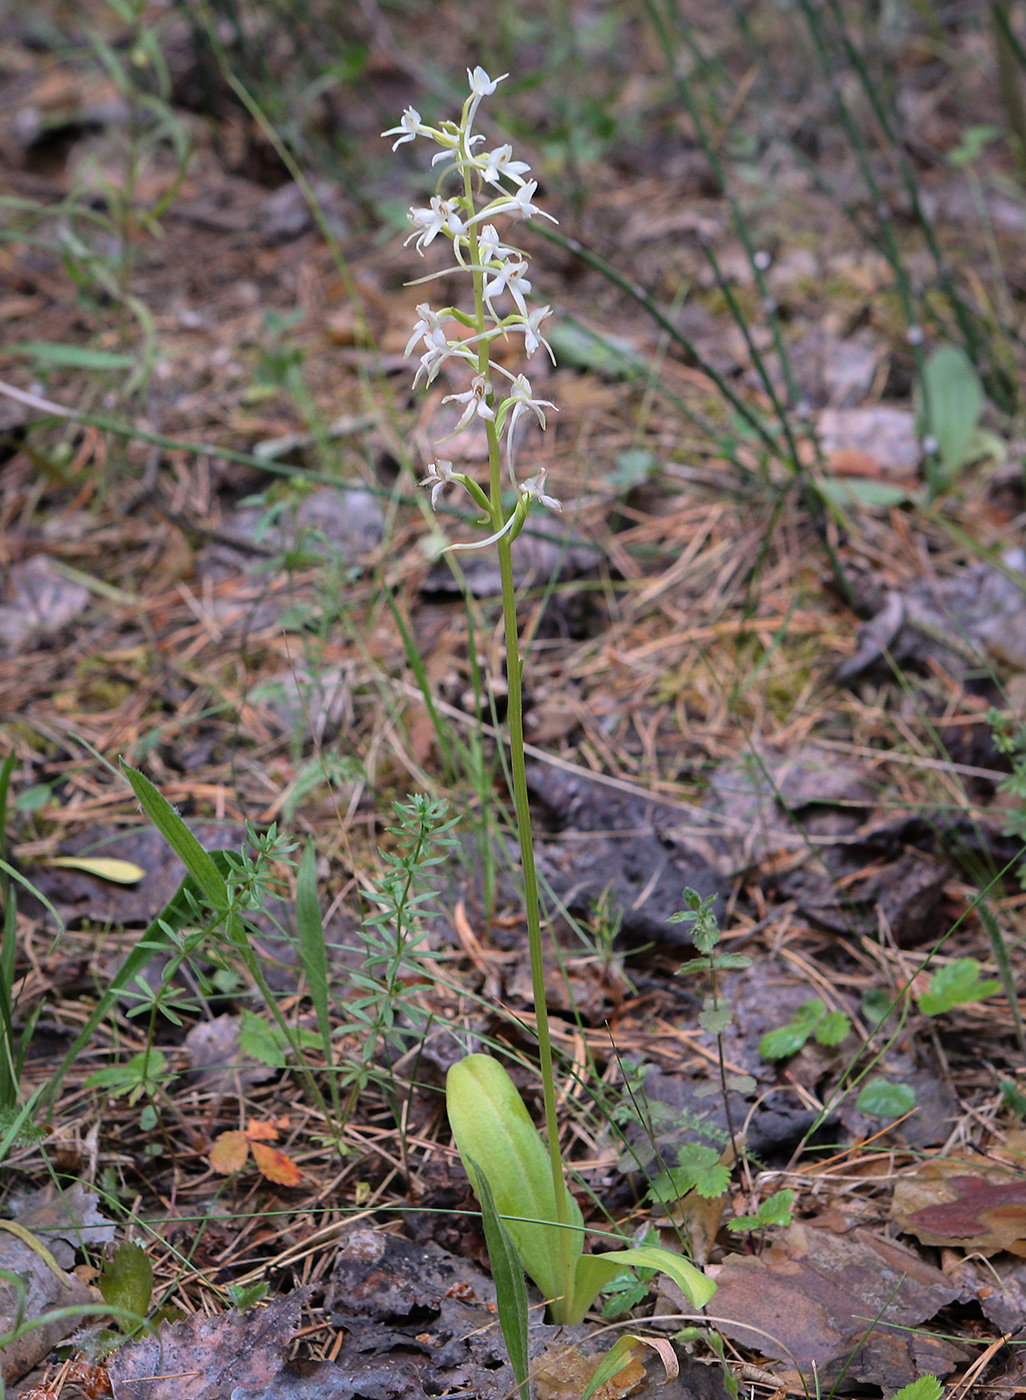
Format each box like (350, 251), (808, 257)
(250, 1140), (301, 1186)
(209, 1131), (250, 1175)
(244, 1120), (281, 1142)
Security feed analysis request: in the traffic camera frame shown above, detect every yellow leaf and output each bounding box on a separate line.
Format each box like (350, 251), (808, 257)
(209, 1130), (250, 1174)
(45, 856), (146, 885)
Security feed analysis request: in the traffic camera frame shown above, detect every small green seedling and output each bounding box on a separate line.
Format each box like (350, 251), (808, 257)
(85, 1049), (174, 1107)
(759, 999), (851, 1060)
(727, 1187), (796, 1232)
(916, 958), (999, 1016)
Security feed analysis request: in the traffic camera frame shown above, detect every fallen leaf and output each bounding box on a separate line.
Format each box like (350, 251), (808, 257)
(209, 1131), (250, 1175)
(703, 1218), (963, 1390)
(109, 1291), (305, 1399)
(250, 1141), (302, 1186)
(43, 856), (146, 884)
(245, 1120), (282, 1142)
(893, 1158), (1026, 1256)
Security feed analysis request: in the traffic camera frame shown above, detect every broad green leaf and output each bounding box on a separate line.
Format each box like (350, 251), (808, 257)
(918, 958), (999, 1015)
(100, 1242), (153, 1329)
(581, 1335), (678, 1400)
(8, 341), (137, 370)
(467, 1157), (530, 1400)
(595, 1246), (715, 1310)
(447, 1054), (583, 1312)
(44, 856), (145, 885)
(547, 322), (646, 379)
(121, 765), (226, 908)
(917, 345), (984, 485)
(856, 1078), (917, 1119)
(13, 784), (53, 814)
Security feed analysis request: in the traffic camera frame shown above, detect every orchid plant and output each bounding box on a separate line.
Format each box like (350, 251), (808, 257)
(385, 70), (715, 1369)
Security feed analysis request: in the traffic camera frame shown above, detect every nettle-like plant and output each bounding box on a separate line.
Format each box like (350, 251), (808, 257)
(384, 69), (716, 1378)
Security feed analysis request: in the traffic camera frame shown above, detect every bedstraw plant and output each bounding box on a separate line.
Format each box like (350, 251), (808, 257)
(384, 70), (716, 1372)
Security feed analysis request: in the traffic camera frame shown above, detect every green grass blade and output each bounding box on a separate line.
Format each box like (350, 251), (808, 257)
(121, 764), (227, 907)
(296, 841), (339, 1118)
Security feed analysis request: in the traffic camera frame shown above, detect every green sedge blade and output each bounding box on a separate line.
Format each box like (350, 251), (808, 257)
(467, 1155), (530, 1400)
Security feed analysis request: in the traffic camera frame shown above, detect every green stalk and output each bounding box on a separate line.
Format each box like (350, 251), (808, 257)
(460, 155), (575, 1314)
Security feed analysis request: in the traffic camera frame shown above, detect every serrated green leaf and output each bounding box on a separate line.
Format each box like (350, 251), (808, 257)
(728, 1187), (796, 1231)
(100, 1242), (153, 1329)
(918, 957), (1000, 1015)
(239, 1009), (287, 1067)
(759, 1023), (810, 1060)
(709, 953), (752, 970)
(759, 999), (828, 1060)
(856, 1077), (917, 1118)
(889, 1376), (942, 1400)
(699, 1005), (733, 1035)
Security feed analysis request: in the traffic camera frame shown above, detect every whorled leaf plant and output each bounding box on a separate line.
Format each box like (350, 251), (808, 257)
(385, 69), (717, 1331)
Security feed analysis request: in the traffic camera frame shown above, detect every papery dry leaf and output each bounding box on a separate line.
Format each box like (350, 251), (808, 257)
(250, 1141), (301, 1186)
(209, 1131), (249, 1175)
(245, 1120), (282, 1142)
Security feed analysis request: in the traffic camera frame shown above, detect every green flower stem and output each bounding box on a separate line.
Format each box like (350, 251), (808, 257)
(460, 158), (575, 1312)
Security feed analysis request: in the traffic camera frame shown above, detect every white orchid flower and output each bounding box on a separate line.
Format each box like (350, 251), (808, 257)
(480, 179), (557, 224)
(477, 223), (519, 265)
(483, 258), (532, 320)
(405, 196), (466, 255)
(501, 373), (556, 486)
(521, 469), (561, 512)
(441, 374), (496, 436)
(522, 305), (555, 360)
(382, 106), (431, 150)
(420, 459), (459, 509)
(478, 144), (531, 187)
(404, 304), (451, 360)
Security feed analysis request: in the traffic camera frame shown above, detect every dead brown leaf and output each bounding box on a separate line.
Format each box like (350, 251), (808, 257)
(703, 1218), (963, 1391)
(109, 1291), (305, 1399)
